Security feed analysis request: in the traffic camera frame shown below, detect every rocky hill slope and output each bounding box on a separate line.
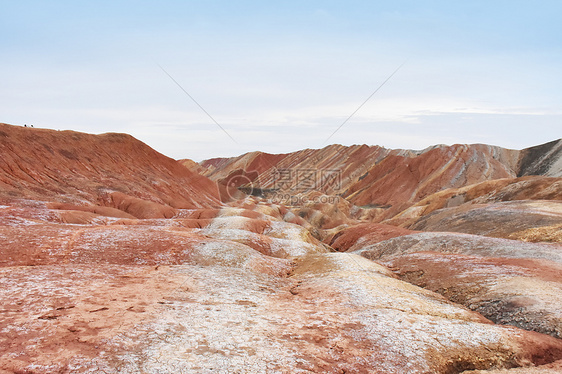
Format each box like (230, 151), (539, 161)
(1, 122), (562, 373)
(0, 123), (221, 218)
(198, 140), (562, 220)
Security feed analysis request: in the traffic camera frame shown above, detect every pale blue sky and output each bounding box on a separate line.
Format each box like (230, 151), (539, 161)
(1, 1), (561, 160)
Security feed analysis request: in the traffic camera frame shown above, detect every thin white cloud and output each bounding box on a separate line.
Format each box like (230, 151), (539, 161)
(1, 1), (561, 161)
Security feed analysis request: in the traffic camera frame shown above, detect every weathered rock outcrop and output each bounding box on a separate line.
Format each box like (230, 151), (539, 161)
(356, 231), (562, 264)
(356, 232), (562, 340)
(518, 139), (562, 177)
(407, 200), (562, 240)
(386, 176), (562, 229)
(464, 359), (562, 373)
(326, 222), (417, 251)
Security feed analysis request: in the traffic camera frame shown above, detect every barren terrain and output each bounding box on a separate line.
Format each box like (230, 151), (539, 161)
(1, 123), (561, 373)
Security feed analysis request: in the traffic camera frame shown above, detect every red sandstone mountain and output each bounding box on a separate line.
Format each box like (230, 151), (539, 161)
(0, 123), (221, 218)
(2, 122), (562, 373)
(198, 140), (562, 220)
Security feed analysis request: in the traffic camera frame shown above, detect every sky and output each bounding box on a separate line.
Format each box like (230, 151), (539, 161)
(1, 1), (561, 161)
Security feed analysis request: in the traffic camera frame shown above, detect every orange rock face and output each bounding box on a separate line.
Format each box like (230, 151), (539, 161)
(0, 123), (221, 215)
(201, 140), (562, 222)
(327, 222), (417, 251)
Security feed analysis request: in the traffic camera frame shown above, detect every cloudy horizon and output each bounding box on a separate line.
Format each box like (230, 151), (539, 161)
(2, 1), (561, 161)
